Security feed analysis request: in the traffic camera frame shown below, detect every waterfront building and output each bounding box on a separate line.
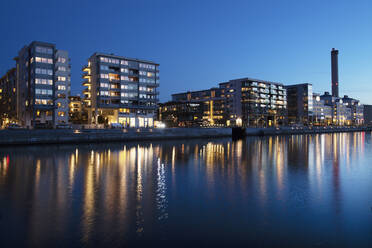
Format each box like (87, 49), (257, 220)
(285, 83), (313, 125)
(0, 68), (17, 126)
(319, 92), (352, 125)
(167, 77), (287, 127)
(158, 101), (203, 127)
(363, 105), (372, 125)
(341, 95), (364, 125)
(69, 95), (87, 124)
(219, 78), (287, 127)
(82, 53), (159, 127)
(172, 87), (227, 126)
(16, 41), (71, 127)
(312, 93), (333, 125)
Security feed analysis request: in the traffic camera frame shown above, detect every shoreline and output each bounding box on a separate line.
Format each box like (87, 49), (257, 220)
(0, 127), (371, 146)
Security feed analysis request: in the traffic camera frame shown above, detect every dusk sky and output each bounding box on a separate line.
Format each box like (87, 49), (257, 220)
(0, 0), (371, 103)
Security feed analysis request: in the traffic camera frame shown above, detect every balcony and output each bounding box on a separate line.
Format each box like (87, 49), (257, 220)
(82, 72), (91, 79)
(82, 65), (90, 72)
(82, 80), (91, 86)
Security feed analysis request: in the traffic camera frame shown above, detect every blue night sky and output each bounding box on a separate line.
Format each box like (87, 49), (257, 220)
(0, 0), (371, 103)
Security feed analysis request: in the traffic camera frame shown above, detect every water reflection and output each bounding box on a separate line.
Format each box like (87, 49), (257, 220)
(0, 132), (371, 247)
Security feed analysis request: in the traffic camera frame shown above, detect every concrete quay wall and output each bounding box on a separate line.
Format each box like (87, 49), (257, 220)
(244, 126), (372, 136)
(0, 128), (232, 146)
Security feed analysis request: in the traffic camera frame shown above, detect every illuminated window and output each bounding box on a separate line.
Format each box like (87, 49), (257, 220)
(57, 76), (66, 81)
(58, 111), (65, 116)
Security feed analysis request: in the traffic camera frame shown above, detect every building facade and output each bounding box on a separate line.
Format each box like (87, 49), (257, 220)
(318, 92), (363, 126)
(363, 105), (372, 125)
(69, 95), (87, 124)
(82, 53), (159, 127)
(0, 68), (17, 126)
(16, 41), (70, 127)
(312, 93), (332, 125)
(167, 77), (287, 127)
(220, 78), (287, 127)
(172, 87), (227, 126)
(285, 83), (313, 125)
(158, 101), (203, 127)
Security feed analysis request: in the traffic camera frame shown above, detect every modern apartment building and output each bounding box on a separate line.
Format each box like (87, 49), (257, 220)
(167, 77), (287, 127)
(285, 83), (313, 125)
(172, 87), (226, 126)
(312, 93), (332, 125)
(363, 105), (372, 125)
(158, 101), (203, 127)
(82, 53), (159, 127)
(69, 95), (88, 124)
(0, 68), (17, 126)
(220, 78), (287, 127)
(341, 95), (364, 125)
(16, 41), (70, 127)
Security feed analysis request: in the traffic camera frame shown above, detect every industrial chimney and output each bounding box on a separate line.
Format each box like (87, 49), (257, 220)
(331, 48), (339, 97)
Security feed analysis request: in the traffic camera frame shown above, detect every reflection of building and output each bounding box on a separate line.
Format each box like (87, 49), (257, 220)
(16, 41), (71, 127)
(82, 53), (159, 127)
(166, 77), (287, 127)
(285, 83), (313, 125)
(0, 68), (17, 125)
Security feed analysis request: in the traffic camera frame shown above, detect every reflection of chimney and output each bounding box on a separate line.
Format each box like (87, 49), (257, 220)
(331, 48), (339, 97)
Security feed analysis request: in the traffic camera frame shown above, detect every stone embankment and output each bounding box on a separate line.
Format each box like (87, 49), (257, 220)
(0, 128), (232, 145)
(0, 126), (371, 146)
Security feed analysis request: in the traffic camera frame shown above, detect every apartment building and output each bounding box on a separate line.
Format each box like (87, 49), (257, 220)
(285, 83), (313, 125)
(158, 101), (203, 127)
(166, 77), (287, 127)
(0, 68), (17, 126)
(16, 41), (70, 127)
(220, 78), (287, 127)
(172, 87), (226, 126)
(312, 93), (332, 125)
(82, 53), (159, 127)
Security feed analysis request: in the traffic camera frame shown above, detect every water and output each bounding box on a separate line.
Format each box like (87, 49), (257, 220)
(0, 132), (372, 247)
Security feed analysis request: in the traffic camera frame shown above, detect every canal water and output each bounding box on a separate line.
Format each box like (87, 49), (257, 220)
(0, 132), (371, 247)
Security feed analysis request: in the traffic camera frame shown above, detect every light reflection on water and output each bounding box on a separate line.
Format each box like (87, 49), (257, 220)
(0, 132), (371, 247)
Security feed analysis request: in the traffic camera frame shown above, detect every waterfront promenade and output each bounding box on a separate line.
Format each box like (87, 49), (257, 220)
(0, 126), (371, 146)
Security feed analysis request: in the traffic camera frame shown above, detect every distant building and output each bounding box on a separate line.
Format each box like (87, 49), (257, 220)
(167, 77), (287, 127)
(16, 41), (71, 127)
(0, 68), (17, 126)
(172, 87), (227, 126)
(318, 92), (363, 126)
(363, 105), (372, 125)
(69, 95), (87, 124)
(220, 78), (287, 127)
(82, 53), (159, 127)
(341, 95), (364, 125)
(158, 101), (203, 127)
(285, 83), (313, 125)
(312, 93), (332, 125)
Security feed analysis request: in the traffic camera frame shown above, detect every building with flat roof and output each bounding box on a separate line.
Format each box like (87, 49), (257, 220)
(16, 41), (70, 128)
(167, 77), (287, 127)
(312, 93), (332, 125)
(220, 78), (287, 127)
(82, 53), (159, 127)
(285, 83), (313, 125)
(363, 105), (372, 125)
(0, 68), (17, 126)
